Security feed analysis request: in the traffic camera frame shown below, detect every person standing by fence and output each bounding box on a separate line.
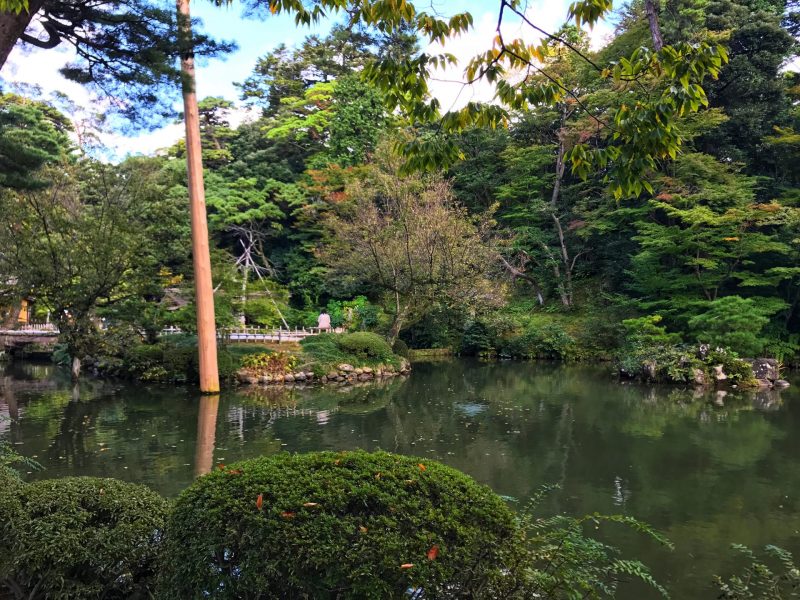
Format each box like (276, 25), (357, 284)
(317, 310), (331, 332)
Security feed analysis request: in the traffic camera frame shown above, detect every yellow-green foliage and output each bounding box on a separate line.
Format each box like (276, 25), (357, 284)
(241, 351), (298, 374)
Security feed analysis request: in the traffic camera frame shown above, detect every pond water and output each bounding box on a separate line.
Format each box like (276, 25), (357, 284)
(1, 359), (799, 598)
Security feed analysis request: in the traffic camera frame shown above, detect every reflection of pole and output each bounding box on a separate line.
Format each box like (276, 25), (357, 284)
(194, 394), (220, 477)
(176, 0), (219, 393)
(2, 377), (18, 421)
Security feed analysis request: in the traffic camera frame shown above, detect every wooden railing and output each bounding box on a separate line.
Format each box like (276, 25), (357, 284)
(160, 326), (343, 342)
(0, 323), (59, 334)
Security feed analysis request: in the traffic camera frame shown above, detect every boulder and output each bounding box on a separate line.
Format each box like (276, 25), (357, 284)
(750, 358), (779, 382)
(338, 364), (355, 372)
(362, 367), (373, 374)
(691, 368), (706, 387)
(774, 379), (791, 389)
(305, 372), (314, 380)
(284, 373), (295, 383)
(294, 372), (306, 381)
(354, 368), (364, 376)
(358, 373), (372, 381)
(259, 375), (271, 385)
(642, 361), (657, 381)
(327, 371), (340, 380)
(712, 365), (727, 381)
(755, 378), (772, 389)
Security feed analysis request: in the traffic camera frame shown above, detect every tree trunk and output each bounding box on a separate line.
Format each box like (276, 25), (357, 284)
(0, 0), (46, 70)
(2, 303), (21, 328)
(645, 0), (664, 52)
(550, 107), (574, 309)
(239, 267), (247, 325)
(177, 0), (219, 394)
(389, 292), (406, 344)
(71, 355), (81, 381)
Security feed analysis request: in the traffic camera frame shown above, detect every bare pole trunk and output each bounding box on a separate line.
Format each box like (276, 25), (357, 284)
(645, 0), (664, 51)
(0, 0), (45, 70)
(177, 0), (219, 393)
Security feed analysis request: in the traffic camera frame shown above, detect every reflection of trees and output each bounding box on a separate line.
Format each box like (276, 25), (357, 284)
(1, 357), (798, 598)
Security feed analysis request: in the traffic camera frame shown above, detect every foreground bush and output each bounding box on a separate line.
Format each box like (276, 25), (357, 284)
(0, 468), (24, 582)
(160, 450), (525, 599)
(2, 477), (169, 600)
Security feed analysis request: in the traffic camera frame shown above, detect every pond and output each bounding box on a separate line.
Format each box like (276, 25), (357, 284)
(1, 359), (798, 598)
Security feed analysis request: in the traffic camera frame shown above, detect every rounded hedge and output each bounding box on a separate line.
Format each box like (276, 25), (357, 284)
(160, 450), (525, 599)
(5, 477), (169, 600)
(335, 332), (395, 362)
(0, 468), (24, 581)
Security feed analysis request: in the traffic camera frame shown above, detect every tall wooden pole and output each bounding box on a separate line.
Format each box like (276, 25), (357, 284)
(177, 0), (219, 393)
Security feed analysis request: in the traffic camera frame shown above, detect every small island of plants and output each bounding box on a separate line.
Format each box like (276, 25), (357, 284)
(78, 330), (410, 388)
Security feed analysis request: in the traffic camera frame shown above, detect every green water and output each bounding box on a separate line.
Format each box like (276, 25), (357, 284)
(1, 359), (799, 598)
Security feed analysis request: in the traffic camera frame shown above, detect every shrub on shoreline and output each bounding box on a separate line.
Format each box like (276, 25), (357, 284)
(300, 332), (403, 374)
(159, 450), (526, 599)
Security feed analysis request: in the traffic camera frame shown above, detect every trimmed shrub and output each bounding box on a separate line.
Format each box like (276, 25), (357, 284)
(0, 468), (24, 582)
(4, 477), (169, 600)
(335, 332), (395, 361)
(160, 451), (525, 599)
(301, 333), (402, 372)
(392, 338), (410, 358)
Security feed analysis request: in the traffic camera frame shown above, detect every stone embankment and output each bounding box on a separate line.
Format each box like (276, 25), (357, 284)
(237, 360), (412, 387)
(747, 358), (790, 389)
(690, 357), (790, 389)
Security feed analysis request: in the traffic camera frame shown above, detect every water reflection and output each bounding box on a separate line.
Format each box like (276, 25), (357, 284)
(194, 395), (219, 477)
(0, 359), (798, 599)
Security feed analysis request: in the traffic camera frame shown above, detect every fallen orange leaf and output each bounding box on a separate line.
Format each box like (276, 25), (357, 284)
(303, 502), (319, 508)
(256, 494), (263, 510)
(427, 545), (439, 560)
(359, 526), (368, 533)
(418, 463), (426, 471)
(217, 463), (226, 470)
(281, 511), (296, 519)
(400, 563), (414, 569)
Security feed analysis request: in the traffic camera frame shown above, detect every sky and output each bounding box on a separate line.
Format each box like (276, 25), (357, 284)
(1, 0), (614, 158)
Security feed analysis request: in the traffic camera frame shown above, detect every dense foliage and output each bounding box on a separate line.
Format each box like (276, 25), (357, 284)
(1, 476), (169, 600)
(159, 450), (526, 599)
(715, 544), (800, 599)
(0, 0), (797, 370)
(300, 332), (403, 374)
